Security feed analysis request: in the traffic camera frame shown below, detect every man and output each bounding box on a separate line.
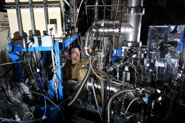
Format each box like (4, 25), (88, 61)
(63, 46), (89, 83)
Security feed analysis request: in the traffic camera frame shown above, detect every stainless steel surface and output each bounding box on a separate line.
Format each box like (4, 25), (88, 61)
(28, 0), (36, 36)
(15, 0), (23, 38)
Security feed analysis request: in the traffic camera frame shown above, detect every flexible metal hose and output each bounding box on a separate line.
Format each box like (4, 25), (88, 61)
(107, 89), (135, 123)
(67, 64), (91, 106)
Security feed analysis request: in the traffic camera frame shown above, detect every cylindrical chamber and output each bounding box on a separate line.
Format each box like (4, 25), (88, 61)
(127, 0), (143, 7)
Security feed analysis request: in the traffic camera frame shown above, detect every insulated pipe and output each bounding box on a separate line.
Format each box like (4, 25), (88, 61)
(15, 0), (23, 38)
(28, 0), (36, 35)
(107, 90), (135, 123)
(68, 65), (91, 106)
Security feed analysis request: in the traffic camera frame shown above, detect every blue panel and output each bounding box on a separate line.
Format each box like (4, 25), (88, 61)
(62, 33), (80, 50)
(111, 57), (120, 62)
(113, 48), (122, 56)
(22, 45), (51, 52)
(177, 30), (184, 52)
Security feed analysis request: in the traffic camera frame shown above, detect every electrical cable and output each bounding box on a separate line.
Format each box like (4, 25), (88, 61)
(89, 57), (109, 81)
(0, 56), (32, 66)
(0, 117), (42, 123)
(24, 52), (38, 84)
(114, 0), (120, 20)
(74, 0), (84, 33)
(107, 89), (135, 123)
(6, 29), (12, 42)
(0, 88), (67, 123)
(0, 53), (26, 77)
(124, 97), (140, 116)
(22, 112), (34, 121)
(38, 73), (47, 116)
(30, 90), (62, 113)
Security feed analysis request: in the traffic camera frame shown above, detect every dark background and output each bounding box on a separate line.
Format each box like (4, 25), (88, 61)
(1, 0), (185, 45)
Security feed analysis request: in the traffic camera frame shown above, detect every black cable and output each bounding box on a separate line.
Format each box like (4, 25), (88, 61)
(0, 53), (26, 78)
(23, 52), (37, 83)
(30, 90), (66, 123)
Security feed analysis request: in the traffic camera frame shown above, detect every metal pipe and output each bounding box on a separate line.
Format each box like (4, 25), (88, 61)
(128, 0), (143, 7)
(86, 5), (127, 8)
(125, 12), (144, 42)
(84, 32), (90, 57)
(95, 0), (98, 20)
(91, 78), (103, 122)
(124, 0), (144, 42)
(95, 20), (120, 25)
(87, 81), (120, 93)
(60, 0), (65, 37)
(15, 0), (23, 38)
(84, 26), (94, 57)
(28, 0), (36, 35)
(43, 0), (48, 35)
(124, 97), (140, 116)
(107, 89), (135, 123)
(4, 3), (60, 9)
(93, 22), (133, 36)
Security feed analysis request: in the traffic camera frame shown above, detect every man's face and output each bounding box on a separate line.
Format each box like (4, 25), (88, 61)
(70, 48), (80, 64)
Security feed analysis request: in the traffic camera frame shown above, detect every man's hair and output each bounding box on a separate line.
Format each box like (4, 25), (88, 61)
(69, 46), (81, 55)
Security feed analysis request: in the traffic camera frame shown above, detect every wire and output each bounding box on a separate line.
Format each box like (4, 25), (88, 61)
(0, 94), (69, 123)
(124, 97), (140, 116)
(22, 112), (34, 121)
(30, 90), (62, 113)
(89, 56), (109, 81)
(101, 0), (105, 5)
(0, 117), (42, 123)
(38, 73), (47, 116)
(0, 56), (32, 66)
(114, 0), (120, 20)
(25, 53), (37, 84)
(74, 0), (84, 33)
(107, 89), (135, 123)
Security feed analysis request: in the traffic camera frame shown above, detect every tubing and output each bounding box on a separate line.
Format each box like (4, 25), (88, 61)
(107, 89), (135, 123)
(67, 64), (91, 106)
(91, 78), (103, 122)
(124, 97), (140, 116)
